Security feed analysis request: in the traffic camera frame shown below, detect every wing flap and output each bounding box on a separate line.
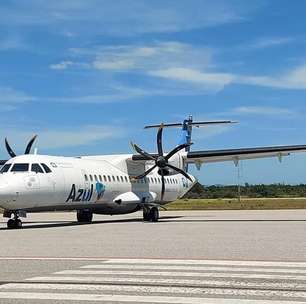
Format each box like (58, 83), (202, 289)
(186, 145), (306, 164)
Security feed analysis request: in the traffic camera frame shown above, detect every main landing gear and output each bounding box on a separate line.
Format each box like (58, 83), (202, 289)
(7, 214), (22, 229)
(143, 207), (159, 222)
(77, 209), (93, 223)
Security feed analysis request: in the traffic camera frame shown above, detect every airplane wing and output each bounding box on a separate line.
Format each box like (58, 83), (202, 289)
(185, 145), (306, 165)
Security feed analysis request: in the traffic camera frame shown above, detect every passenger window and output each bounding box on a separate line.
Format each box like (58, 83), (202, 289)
(11, 163), (29, 172)
(84, 174), (88, 181)
(0, 164), (11, 173)
(90, 175), (93, 182)
(103, 175), (107, 182)
(99, 175), (102, 182)
(112, 176), (115, 182)
(117, 176), (120, 182)
(41, 163), (52, 173)
(94, 175), (98, 181)
(31, 163), (44, 173)
(125, 176), (128, 182)
(120, 176), (124, 182)
(108, 175), (111, 182)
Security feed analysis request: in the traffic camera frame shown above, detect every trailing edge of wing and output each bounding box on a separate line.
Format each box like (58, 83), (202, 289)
(185, 145), (306, 164)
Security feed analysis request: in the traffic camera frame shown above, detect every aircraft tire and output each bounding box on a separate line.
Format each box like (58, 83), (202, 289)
(7, 219), (15, 229)
(149, 207), (159, 222)
(16, 219), (22, 228)
(143, 210), (150, 221)
(77, 210), (93, 223)
(7, 219), (22, 229)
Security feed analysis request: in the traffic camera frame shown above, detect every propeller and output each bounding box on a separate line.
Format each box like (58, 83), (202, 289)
(5, 135), (38, 158)
(131, 124), (193, 201)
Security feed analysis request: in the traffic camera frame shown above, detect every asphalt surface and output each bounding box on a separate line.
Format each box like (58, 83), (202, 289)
(0, 210), (305, 303)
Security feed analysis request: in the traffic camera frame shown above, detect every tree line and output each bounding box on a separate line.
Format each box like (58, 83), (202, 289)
(185, 183), (306, 199)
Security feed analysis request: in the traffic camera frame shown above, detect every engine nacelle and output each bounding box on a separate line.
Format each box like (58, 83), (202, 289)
(159, 153), (184, 176)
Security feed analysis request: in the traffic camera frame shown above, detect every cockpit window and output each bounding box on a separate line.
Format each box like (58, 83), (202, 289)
(0, 164), (11, 173)
(41, 163), (52, 173)
(31, 163), (44, 173)
(11, 163), (29, 172)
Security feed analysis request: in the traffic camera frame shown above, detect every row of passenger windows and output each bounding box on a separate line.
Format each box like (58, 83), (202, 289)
(84, 174), (179, 185)
(0, 163), (52, 174)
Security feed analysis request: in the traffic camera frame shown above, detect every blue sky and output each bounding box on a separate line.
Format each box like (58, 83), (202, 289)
(1, 0), (306, 185)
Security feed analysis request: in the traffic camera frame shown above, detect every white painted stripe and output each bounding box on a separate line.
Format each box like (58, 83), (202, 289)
(0, 292), (304, 303)
(81, 264), (306, 274)
(55, 269), (306, 281)
(0, 257), (305, 267)
(0, 257), (109, 261)
(2, 283), (306, 299)
(27, 276), (306, 289)
(103, 259), (306, 267)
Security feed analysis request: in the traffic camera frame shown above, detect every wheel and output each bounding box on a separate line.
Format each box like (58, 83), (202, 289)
(7, 219), (22, 229)
(143, 210), (150, 221)
(15, 219), (22, 229)
(149, 207), (159, 222)
(77, 210), (93, 223)
(7, 219), (15, 229)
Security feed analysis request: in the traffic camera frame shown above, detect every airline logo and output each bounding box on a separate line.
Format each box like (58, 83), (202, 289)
(66, 182), (106, 203)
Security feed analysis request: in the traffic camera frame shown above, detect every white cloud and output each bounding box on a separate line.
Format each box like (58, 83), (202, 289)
(148, 68), (234, 92)
(233, 106), (297, 118)
(237, 64), (306, 90)
(89, 42), (211, 72)
(0, 124), (125, 152)
(0, 87), (35, 106)
(247, 37), (295, 49)
(0, 1), (258, 35)
(49, 61), (73, 70)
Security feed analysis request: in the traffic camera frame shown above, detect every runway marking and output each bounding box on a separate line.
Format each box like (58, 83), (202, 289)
(81, 264), (306, 273)
(0, 292), (304, 303)
(55, 269), (306, 281)
(26, 276), (306, 290)
(103, 258), (306, 267)
(0, 257), (305, 265)
(2, 283), (306, 299)
(1, 258), (306, 303)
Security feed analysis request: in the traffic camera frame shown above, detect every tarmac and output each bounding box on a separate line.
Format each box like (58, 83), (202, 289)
(0, 209), (305, 303)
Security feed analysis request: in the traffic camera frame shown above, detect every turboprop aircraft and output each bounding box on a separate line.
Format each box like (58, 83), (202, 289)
(1, 116), (306, 229)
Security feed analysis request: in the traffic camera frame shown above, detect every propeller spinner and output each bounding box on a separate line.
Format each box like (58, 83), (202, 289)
(131, 124), (193, 201)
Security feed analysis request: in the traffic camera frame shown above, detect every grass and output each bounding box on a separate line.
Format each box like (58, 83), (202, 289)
(167, 198), (306, 210)
(1, 198), (306, 213)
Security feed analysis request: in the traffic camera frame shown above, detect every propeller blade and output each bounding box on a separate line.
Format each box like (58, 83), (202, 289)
(161, 172), (165, 202)
(167, 164), (193, 182)
(24, 135), (38, 154)
(5, 138), (16, 158)
(165, 143), (193, 161)
(134, 164), (157, 180)
(130, 142), (155, 160)
(157, 124), (164, 156)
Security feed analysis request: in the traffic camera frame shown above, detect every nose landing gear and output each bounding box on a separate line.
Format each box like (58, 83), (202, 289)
(7, 215), (22, 229)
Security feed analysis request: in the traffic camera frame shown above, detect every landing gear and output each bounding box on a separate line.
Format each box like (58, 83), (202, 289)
(77, 210), (93, 223)
(7, 217), (22, 229)
(143, 207), (159, 222)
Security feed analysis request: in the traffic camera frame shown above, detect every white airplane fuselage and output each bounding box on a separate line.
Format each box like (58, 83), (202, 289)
(0, 154), (195, 215)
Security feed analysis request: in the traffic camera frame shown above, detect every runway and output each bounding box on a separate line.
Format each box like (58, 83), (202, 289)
(0, 258), (306, 303)
(0, 210), (305, 303)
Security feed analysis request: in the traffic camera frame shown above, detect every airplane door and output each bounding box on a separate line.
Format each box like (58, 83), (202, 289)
(82, 169), (90, 191)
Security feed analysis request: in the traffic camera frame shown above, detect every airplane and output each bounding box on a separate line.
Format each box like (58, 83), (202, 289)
(1, 115), (306, 229)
